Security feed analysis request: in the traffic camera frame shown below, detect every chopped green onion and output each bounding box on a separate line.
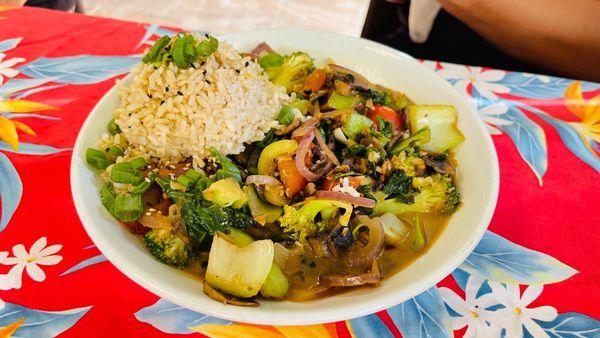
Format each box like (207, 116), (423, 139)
(142, 35), (171, 64)
(113, 194), (144, 222)
(196, 35), (219, 57)
(100, 182), (116, 215)
(278, 105), (296, 125)
(183, 34), (197, 60)
(411, 214), (426, 251)
(131, 180), (152, 194)
(259, 52), (284, 68)
(177, 174), (193, 188)
(86, 148), (108, 169)
(106, 146), (124, 163)
(108, 118), (122, 135)
(195, 176), (214, 192)
(185, 169), (202, 182)
(110, 162), (144, 185)
(173, 33), (190, 68)
(129, 157), (147, 170)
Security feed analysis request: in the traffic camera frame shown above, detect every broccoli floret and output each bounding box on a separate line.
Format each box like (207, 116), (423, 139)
(144, 228), (193, 268)
(373, 174), (448, 216)
(264, 52), (314, 92)
(440, 180), (461, 215)
(390, 149), (425, 177)
(278, 205), (317, 241)
(223, 205), (255, 229)
(278, 200), (353, 240)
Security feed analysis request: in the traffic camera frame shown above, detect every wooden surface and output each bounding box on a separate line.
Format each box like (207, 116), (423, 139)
(83, 0), (371, 36)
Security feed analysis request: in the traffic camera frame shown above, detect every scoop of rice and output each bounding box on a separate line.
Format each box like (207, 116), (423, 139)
(114, 39), (290, 166)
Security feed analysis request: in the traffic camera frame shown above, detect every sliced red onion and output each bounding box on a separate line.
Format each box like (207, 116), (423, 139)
(291, 118), (318, 140)
(249, 42), (274, 59)
(246, 175), (281, 186)
(314, 129), (340, 165)
(315, 190), (376, 208)
(295, 130), (321, 182)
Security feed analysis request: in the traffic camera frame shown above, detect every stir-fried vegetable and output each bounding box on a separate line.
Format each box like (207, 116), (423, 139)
(262, 51), (314, 91)
(90, 41), (466, 306)
(205, 234), (274, 298)
(407, 105), (465, 153)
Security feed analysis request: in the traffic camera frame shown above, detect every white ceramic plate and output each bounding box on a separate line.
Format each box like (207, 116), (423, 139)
(71, 29), (499, 325)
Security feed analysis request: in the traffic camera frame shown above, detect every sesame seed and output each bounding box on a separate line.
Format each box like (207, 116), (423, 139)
(157, 211), (162, 215)
(145, 212), (152, 216)
(149, 208), (157, 212)
(245, 61), (249, 67)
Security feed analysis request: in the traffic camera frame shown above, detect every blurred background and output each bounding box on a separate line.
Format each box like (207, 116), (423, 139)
(4, 0), (600, 81)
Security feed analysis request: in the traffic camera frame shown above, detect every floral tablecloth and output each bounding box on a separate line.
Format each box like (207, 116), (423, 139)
(0, 6), (599, 338)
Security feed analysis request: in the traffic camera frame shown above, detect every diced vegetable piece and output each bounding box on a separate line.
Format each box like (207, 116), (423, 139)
(302, 69), (326, 92)
(262, 183), (290, 206)
(411, 214), (426, 251)
(389, 127), (430, 155)
(203, 178), (247, 208)
(407, 105), (464, 153)
(108, 118), (122, 135)
(196, 35), (219, 57)
(113, 194), (144, 222)
(278, 105), (296, 125)
(378, 212), (410, 246)
(243, 185), (283, 225)
(142, 35), (170, 64)
(221, 228), (254, 247)
(327, 92), (358, 110)
(342, 112), (373, 139)
(177, 174), (193, 188)
(206, 234), (274, 298)
(264, 51), (314, 91)
(257, 139), (298, 175)
(260, 263), (290, 298)
(100, 182), (116, 215)
(105, 146), (123, 163)
(131, 180), (152, 194)
(110, 162), (144, 185)
(368, 104), (402, 131)
(86, 148), (108, 169)
(276, 155), (307, 198)
(259, 52), (284, 68)
(129, 157), (146, 170)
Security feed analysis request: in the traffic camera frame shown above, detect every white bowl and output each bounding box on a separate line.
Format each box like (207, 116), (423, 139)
(71, 29), (499, 325)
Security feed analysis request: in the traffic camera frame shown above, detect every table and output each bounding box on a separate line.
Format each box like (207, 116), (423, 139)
(0, 5), (599, 338)
(84, 0), (371, 37)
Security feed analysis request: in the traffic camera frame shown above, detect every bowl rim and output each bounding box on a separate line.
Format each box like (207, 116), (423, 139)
(70, 28), (499, 326)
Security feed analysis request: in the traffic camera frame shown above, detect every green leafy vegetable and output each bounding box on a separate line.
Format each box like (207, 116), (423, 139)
(381, 170), (414, 203)
(257, 129), (278, 148)
(357, 88), (392, 106)
(182, 199), (230, 245)
(210, 147), (242, 183)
